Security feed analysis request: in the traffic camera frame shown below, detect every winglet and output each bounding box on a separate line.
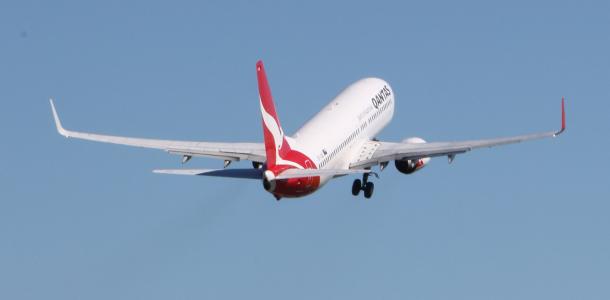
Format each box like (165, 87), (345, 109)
(49, 99), (70, 137)
(554, 96), (566, 137)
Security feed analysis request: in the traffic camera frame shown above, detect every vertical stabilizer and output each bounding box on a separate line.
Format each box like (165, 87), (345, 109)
(257, 60), (285, 167)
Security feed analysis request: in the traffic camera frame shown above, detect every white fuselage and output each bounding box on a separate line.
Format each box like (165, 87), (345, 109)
(290, 77), (395, 188)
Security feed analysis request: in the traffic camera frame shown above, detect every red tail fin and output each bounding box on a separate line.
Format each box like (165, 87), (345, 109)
(257, 60), (285, 167)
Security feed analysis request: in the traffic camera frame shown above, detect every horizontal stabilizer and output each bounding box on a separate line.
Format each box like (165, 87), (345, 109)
(154, 167), (372, 180)
(153, 168), (263, 179)
(274, 168), (371, 180)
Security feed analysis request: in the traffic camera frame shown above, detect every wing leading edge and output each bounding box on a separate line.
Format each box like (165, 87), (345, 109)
(49, 99), (266, 162)
(351, 97), (566, 169)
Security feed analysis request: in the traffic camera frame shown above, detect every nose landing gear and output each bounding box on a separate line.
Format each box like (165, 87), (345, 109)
(352, 172), (374, 199)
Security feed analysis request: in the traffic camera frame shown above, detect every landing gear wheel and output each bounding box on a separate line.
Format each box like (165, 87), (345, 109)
(363, 182), (374, 199)
(352, 179), (362, 196)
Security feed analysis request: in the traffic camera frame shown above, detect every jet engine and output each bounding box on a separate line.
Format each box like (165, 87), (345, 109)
(394, 137), (430, 174)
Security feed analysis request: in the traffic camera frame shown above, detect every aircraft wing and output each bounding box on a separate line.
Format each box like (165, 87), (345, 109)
(350, 98), (566, 169)
(50, 99), (266, 162)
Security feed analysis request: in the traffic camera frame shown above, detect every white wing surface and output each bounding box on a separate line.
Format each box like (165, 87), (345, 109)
(50, 99), (266, 162)
(351, 98), (566, 169)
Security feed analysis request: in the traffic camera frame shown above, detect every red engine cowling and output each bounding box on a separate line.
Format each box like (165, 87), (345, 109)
(394, 137), (430, 174)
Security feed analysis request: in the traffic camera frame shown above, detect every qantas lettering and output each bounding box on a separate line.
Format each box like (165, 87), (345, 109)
(371, 85), (392, 109)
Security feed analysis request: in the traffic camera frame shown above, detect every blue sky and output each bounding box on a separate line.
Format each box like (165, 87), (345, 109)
(1, 0), (609, 299)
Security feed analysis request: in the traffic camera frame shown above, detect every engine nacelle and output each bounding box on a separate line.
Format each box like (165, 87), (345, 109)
(394, 137), (430, 174)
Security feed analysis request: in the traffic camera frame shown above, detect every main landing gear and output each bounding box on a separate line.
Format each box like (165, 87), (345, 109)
(352, 172), (374, 199)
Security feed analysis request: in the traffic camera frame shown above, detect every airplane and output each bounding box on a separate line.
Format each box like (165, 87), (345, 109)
(50, 60), (566, 200)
